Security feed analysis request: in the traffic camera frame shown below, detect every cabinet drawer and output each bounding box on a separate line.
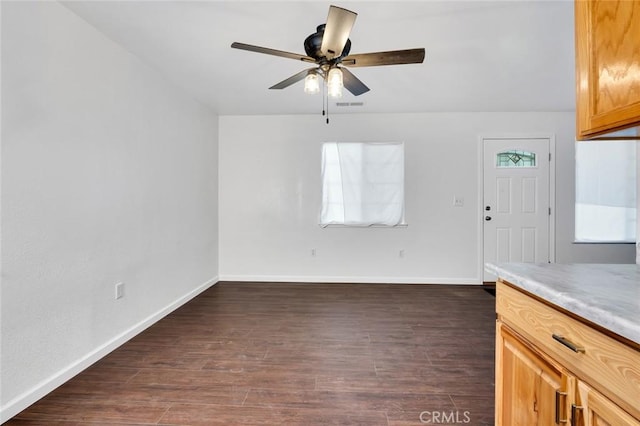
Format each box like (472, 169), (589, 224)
(496, 281), (640, 420)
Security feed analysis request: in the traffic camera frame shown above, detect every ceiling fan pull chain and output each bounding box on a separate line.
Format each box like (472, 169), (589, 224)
(322, 78), (326, 117)
(322, 78), (329, 124)
(326, 89), (330, 124)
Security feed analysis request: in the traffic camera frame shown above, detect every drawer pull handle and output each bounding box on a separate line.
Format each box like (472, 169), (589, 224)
(552, 334), (585, 353)
(571, 404), (583, 426)
(555, 390), (568, 423)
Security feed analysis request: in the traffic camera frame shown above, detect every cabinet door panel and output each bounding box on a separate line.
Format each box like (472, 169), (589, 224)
(576, 380), (640, 426)
(497, 323), (565, 425)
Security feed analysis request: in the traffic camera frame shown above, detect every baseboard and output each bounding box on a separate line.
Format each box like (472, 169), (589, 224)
(0, 276), (219, 423)
(218, 274), (481, 285)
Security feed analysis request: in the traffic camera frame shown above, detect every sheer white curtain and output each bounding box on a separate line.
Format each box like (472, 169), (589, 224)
(320, 142), (404, 227)
(575, 140), (636, 242)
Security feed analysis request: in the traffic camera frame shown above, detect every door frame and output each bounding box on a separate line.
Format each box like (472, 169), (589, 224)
(477, 134), (556, 282)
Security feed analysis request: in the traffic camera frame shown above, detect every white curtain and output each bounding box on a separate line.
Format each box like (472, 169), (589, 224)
(575, 140), (636, 242)
(320, 142), (404, 227)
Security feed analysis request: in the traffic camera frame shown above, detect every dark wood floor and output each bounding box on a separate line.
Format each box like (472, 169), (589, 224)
(7, 282), (496, 425)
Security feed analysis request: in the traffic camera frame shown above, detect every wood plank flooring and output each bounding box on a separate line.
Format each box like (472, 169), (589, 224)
(6, 282), (496, 425)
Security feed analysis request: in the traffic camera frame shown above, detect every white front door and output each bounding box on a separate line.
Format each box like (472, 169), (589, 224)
(483, 138), (550, 281)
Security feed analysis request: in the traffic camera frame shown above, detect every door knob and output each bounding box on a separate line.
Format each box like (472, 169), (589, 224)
(485, 216), (492, 221)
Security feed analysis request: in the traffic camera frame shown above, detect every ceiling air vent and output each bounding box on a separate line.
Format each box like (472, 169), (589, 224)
(336, 102), (364, 107)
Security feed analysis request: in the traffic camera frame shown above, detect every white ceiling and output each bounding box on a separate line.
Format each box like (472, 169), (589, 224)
(61, 1), (576, 116)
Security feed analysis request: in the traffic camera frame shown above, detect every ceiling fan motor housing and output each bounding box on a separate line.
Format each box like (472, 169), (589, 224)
(304, 24), (351, 62)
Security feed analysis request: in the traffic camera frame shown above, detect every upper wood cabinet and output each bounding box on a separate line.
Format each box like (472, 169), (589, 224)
(575, 0), (640, 139)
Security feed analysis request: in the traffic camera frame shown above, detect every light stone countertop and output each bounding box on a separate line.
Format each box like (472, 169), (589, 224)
(485, 262), (640, 345)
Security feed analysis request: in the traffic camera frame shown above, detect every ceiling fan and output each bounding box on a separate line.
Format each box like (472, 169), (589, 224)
(231, 5), (425, 98)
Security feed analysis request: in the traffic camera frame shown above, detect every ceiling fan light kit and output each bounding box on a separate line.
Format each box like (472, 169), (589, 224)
(231, 5), (425, 120)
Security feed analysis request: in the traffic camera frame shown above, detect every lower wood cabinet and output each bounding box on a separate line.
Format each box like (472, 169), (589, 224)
(495, 280), (640, 426)
(575, 380), (640, 426)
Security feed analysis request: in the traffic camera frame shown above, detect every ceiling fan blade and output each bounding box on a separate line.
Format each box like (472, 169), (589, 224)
(341, 68), (369, 96)
(342, 48), (425, 67)
(231, 42), (316, 63)
(269, 68), (318, 90)
(320, 6), (357, 60)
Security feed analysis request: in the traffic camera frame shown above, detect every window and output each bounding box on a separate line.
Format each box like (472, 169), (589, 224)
(496, 150), (536, 168)
(575, 140), (636, 242)
(320, 142), (405, 227)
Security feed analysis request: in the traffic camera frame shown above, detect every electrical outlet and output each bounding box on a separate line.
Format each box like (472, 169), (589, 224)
(311, 248), (317, 257)
(399, 249), (405, 258)
(115, 282), (125, 300)
(453, 196), (464, 207)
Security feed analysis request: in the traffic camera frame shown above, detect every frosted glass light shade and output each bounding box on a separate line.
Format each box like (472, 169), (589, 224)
(327, 68), (343, 98)
(304, 73), (320, 94)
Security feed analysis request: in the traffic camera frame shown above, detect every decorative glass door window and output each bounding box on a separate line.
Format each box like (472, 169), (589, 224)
(496, 150), (537, 168)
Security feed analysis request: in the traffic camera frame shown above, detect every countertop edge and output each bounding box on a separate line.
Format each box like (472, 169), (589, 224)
(485, 262), (640, 346)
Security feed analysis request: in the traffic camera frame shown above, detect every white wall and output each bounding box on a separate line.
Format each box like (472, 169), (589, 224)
(1, 2), (218, 420)
(219, 112), (635, 283)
